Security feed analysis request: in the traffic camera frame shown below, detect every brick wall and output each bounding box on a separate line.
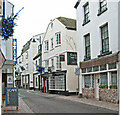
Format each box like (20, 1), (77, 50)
(99, 89), (118, 104)
(82, 88), (94, 98)
(80, 53), (118, 68)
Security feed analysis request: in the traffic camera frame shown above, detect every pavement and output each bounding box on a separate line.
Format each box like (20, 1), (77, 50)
(1, 89), (119, 113)
(2, 97), (33, 114)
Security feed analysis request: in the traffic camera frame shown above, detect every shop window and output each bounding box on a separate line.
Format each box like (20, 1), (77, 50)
(84, 75), (91, 88)
(100, 64), (106, 71)
(108, 63), (116, 70)
(55, 75), (65, 90)
(49, 75), (65, 91)
(82, 68), (86, 73)
(100, 73), (108, 85)
(87, 67), (92, 72)
(93, 66), (99, 72)
(49, 77), (55, 89)
(111, 71), (117, 85)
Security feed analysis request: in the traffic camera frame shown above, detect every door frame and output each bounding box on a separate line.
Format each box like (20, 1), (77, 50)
(94, 74), (100, 99)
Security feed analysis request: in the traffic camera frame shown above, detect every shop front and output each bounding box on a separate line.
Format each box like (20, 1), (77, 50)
(81, 53), (118, 103)
(41, 70), (67, 95)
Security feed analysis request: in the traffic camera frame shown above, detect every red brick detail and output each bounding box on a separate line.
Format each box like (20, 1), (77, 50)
(80, 53), (118, 69)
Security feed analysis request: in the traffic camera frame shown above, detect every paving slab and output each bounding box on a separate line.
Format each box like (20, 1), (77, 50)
(2, 97), (33, 113)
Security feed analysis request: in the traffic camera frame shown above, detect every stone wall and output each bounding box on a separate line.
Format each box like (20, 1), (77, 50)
(82, 88), (94, 98)
(99, 88), (118, 104)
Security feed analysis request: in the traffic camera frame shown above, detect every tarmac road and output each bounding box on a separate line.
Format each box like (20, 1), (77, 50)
(19, 89), (118, 114)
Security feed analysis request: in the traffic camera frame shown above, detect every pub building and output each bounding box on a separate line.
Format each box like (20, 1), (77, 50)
(41, 17), (78, 95)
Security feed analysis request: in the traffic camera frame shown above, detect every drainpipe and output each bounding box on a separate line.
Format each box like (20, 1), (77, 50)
(78, 69), (82, 98)
(118, 52), (120, 114)
(0, 33), (2, 115)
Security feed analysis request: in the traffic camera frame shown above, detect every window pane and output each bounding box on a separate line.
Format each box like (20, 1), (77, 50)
(111, 71), (117, 85)
(85, 34), (91, 59)
(84, 3), (89, 23)
(84, 75), (91, 87)
(108, 63), (116, 70)
(100, 73), (108, 85)
(101, 24), (109, 53)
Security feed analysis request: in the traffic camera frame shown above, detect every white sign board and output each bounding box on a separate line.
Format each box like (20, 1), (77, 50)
(7, 76), (13, 84)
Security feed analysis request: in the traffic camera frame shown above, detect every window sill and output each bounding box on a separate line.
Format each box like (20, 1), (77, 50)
(55, 44), (61, 48)
(97, 8), (107, 16)
(50, 48), (54, 51)
(84, 56), (91, 61)
(44, 51), (49, 53)
(98, 51), (112, 57)
(82, 20), (90, 26)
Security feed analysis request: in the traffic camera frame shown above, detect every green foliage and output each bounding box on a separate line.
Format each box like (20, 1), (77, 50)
(110, 85), (117, 88)
(99, 85), (108, 88)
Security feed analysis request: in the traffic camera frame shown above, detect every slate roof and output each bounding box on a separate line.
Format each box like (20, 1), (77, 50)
(57, 17), (76, 30)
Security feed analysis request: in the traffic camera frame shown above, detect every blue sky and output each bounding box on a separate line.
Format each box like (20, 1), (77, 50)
(8, 0), (77, 56)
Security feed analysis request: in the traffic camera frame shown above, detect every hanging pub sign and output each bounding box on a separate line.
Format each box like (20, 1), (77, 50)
(67, 52), (77, 65)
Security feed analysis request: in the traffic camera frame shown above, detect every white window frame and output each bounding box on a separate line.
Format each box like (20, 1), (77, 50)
(26, 63), (28, 70)
(51, 58), (54, 67)
(26, 51), (28, 59)
(45, 40), (49, 51)
(55, 32), (61, 45)
(56, 56), (61, 70)
(51, 38), (54, 49)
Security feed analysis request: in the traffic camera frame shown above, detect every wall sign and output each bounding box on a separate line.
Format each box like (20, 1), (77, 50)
(75, 68), (80, 75)
(13, 39), (17, 64)
(67, 52), (77, 65)
(7, 76), (13, 84)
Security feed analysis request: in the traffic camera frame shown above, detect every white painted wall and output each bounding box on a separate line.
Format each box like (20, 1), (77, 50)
(42, 18), (78, 92)
(76, 0), (119, 62)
